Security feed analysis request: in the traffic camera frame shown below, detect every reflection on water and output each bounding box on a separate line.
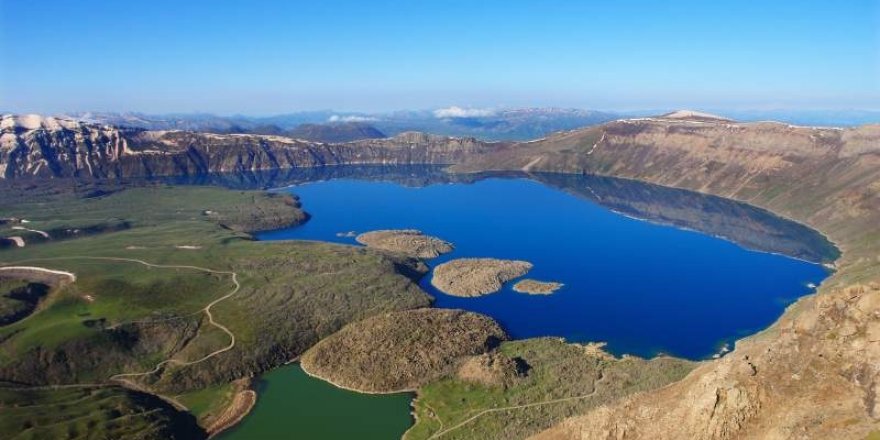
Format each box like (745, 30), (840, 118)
(162, 165), (837, 263)
(252, 166), (831, 359)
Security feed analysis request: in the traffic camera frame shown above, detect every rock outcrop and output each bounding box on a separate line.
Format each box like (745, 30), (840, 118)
(0, 114), (499, 179)
(355, 229), (453, 259)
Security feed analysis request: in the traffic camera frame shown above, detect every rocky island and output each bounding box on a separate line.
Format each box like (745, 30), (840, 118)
(355, 229), (453, 259)
(431, 258), (533, 297)
(512, 279), (564, 295)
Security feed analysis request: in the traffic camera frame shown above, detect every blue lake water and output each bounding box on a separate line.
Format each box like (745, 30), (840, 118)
(256, 170), (830, 360)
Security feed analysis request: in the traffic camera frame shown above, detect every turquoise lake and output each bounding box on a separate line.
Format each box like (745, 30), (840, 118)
(219, 364), (412, 440)
(254, 166), (833, 360)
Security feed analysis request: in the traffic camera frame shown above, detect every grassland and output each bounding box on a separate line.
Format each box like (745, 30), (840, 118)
(0, 180), (432, 438)
(405, 338), (695, 440)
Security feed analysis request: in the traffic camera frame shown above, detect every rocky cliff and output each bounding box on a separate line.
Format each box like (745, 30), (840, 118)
(470, 116), (879, 439)
(0, 114), (498, 179)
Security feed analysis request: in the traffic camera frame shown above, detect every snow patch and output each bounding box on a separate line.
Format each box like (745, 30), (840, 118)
(433, 106), (496, 118)
(1, 114), (83, 131)
(328, 115), (376, 123)
(661, 110), (732, 122)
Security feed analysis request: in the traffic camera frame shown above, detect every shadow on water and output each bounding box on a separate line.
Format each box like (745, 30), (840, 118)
(150, 165), (836, 264)
(1, 164), (838, 265)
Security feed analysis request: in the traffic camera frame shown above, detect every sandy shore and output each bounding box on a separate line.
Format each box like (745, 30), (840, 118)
(206, 381), (258, 438)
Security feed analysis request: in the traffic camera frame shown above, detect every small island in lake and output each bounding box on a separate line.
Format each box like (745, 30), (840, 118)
(356, 229), (453, 259)
(512, 279), (564, 295)
(431, 258), (533, 297)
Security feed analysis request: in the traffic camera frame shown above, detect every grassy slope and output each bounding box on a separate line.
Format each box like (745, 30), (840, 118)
(405, 338), (694, 440)
(0, 182), (431, 436)
(0, 385), (205, 440)
(300, 308), (508, 393)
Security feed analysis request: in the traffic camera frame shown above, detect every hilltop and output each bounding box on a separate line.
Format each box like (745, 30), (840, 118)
(286, 121), (386, 143)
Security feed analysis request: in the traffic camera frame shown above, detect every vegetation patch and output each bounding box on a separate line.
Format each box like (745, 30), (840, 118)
(0, 279), (50, 325)
(0, 385), (205, 440)
(300, 308), (507, 393)
(405, 338), (695, 440)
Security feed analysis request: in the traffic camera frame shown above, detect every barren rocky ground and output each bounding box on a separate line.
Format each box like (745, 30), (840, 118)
(431, 258), (533, 297)
(356, 229), (454, 259)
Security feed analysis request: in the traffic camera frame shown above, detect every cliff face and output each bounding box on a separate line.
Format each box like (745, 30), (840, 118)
(472, 118), (879, 439)
(0, 115), (499, 179)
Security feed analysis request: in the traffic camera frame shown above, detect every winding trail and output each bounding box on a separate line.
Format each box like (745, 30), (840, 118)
(0, 256), (240, 381)
(427, 374), (606, 439)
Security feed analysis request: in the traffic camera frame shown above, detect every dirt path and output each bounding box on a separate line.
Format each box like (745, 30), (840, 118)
(428, 374), (606, 439)
(0, 256), (241, 381)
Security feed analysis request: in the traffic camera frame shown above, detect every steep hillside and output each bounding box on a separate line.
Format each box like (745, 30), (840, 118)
(449, 115), (880, 438)
(0, 114), (498, 179)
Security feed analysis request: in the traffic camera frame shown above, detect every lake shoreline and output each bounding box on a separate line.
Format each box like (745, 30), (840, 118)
(206, 380), (257, 438)
(218, 363), (414, 439)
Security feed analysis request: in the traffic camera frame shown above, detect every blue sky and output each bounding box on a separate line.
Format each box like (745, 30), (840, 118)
(1, 0), (877, 114)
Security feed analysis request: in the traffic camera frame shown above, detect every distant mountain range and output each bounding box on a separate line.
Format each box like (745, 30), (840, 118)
(59, 108), (620, 142)
(51, 108), (879, 143)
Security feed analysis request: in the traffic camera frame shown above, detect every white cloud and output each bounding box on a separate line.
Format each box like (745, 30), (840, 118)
(328, 115), (376, 123)
(433, 106), (496, 118)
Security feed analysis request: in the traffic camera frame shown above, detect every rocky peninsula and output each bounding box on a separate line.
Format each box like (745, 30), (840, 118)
(299, 308), (507, 393)
(512, 279), (564, 295)
(431, 258), (532, 297)
(355, 229), (453, 259)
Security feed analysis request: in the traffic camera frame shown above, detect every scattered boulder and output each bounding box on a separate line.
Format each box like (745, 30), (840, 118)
(457, 352), (527, 388)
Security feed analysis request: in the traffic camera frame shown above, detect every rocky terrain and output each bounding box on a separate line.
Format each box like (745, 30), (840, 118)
(406, 338), (695, 440)
(481, 114), (880, 439)
(356, 229), (454, 259)
(455, 351), (526, 388)
(299, 308), (507, 393)
(431, 258), (533, 297)
(512, 279), (564, 295)
(0, 114), (498, 179)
